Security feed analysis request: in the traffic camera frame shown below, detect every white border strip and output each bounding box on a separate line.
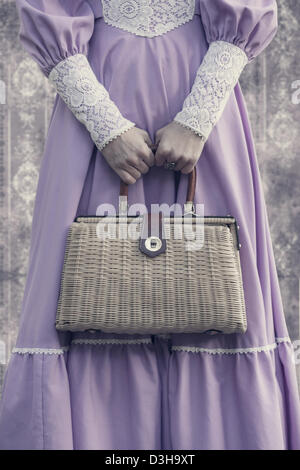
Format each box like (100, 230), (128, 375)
(275, 336), (291, 344)
(12, 347), (69, 355)
(171, 337), (291, 355)
(11, 337), (291, 356)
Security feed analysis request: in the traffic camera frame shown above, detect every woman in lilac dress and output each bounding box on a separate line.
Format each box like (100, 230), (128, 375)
(0, 0), (299, 450)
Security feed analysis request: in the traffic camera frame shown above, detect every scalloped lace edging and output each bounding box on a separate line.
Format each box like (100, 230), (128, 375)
(11, 337), (292, 356)
(99, 122), (136, 151)
(171, 337), (292, 355)
(12, 347), (69, 355)
(173, 120), (206, 141)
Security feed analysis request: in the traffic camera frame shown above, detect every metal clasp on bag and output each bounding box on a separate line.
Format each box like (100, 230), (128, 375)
(145, 235), (162, 252)
(139, 212), (166, 258)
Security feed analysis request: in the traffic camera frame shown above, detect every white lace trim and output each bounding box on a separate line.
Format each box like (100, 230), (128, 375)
(171, 337), (292, 355)
(48, 53), (136, 151)
(71, 338), (152, 346)
(275, 336), (291, 343)
(11, 337), (291, 355)
(101, 0), (195, 38)
(173, 41), (248, 141)
(12, 347), (69, 355)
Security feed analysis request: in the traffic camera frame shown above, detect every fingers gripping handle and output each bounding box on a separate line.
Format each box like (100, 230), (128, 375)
(119, 167), (196, 209)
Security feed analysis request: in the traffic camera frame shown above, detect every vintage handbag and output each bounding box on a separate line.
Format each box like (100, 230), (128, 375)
(55, 166), (247, 334)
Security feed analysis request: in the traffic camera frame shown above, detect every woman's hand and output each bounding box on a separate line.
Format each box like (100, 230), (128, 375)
(101, 126), (155, 184)
(154, 121), (205, 173)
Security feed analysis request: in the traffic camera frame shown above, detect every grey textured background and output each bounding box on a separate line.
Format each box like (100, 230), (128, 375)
(0, 0), (299, 393)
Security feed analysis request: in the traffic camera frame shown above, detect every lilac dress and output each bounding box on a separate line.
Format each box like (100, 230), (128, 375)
(0, 0), (300, 450)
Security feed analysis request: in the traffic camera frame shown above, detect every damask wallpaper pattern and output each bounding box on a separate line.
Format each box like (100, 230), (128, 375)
(0, 0), (299, 392)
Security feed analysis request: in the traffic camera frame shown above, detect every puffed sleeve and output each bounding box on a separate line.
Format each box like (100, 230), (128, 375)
(16, 0), (136, 150)
(16, 0), (95, 78)
(199, 0), (278, 62)
(173, 0), (278, 142)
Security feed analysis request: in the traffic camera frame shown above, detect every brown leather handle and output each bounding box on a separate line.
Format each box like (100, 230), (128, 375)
(120, 157), (196, 203)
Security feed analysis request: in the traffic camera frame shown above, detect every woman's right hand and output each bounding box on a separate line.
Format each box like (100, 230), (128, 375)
(100, 127), (155, 184)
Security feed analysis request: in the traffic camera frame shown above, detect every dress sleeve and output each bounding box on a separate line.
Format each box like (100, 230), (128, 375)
(16, 0), (96, 78)
(173, 0), (278, 142)
(16, 0), (136, 151)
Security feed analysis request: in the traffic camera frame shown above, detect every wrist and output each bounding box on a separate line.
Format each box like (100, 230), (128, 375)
(172, 119), (206, 143)
(97, 122), (136, 152)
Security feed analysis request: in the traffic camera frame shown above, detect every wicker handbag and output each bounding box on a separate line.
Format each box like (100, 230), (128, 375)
(55, 166), (247, 334)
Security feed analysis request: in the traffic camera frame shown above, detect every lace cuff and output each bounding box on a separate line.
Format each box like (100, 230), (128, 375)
(173, 41), (248, 142)
(48, 54), (136, 151)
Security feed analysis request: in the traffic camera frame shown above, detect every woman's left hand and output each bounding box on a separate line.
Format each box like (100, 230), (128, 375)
(154, 121), (205, 174)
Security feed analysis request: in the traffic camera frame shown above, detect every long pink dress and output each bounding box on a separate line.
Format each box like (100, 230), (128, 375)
(0, 0), (300, 450)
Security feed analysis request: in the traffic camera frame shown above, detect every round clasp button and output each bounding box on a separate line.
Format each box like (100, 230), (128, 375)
(145, 236), (162, 252)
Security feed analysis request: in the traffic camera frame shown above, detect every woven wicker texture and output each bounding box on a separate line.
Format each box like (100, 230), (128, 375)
(56, 216), (247, 334)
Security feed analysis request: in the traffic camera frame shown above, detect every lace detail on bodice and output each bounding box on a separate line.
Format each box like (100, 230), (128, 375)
(48, 54), (136, 151)
(101, 0), (195, 37)
(173, 41), (248, 141)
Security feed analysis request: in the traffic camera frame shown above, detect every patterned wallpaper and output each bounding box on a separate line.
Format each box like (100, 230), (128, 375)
(0, 0), (299, 393)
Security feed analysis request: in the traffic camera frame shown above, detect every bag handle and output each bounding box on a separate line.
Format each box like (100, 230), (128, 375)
(119, 156), (196, 213)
